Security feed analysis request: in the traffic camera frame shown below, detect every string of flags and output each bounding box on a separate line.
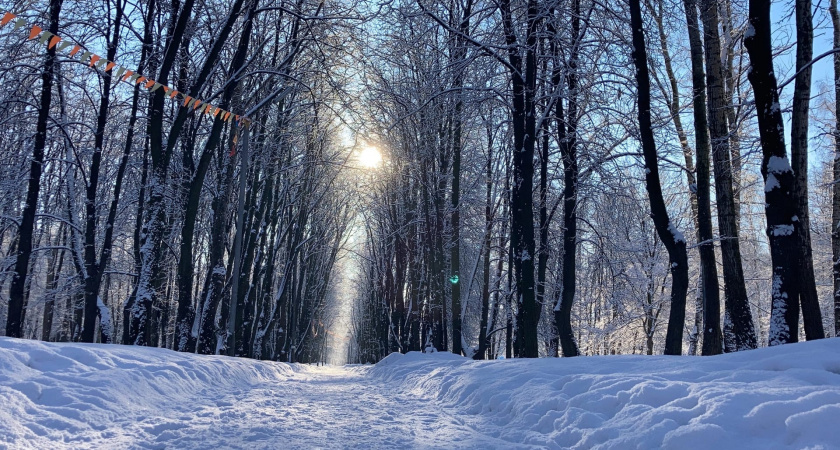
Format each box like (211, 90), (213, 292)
(1, 9), (251, 129)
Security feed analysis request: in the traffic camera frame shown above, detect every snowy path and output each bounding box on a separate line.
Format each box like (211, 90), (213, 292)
(130, 364), (518, 449)
(0, 339), (523, 449)
(2, 337), (840, 449)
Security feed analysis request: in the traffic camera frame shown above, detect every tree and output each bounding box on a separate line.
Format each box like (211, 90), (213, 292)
(698, 0), (756, 352)
(743, 0), (801, 346)
(6, 0), (63, 338)
(629, 0), (690, 355)
(832, 0), (840, 338)
(790, 0), (825, 341)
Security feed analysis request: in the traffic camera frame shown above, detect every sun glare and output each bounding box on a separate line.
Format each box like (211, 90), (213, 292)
(358, 146), (382, 168)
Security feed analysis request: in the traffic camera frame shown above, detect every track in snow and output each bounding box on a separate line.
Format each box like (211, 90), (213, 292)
(135, 364), (518, 449)
(0, 339), (524, 449)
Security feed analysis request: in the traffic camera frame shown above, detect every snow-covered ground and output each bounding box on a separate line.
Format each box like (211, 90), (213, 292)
(1, 337), (839, 449)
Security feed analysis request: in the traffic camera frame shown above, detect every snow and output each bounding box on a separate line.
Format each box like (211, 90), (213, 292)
(767, 155), (792, 174)
(764, 172), (781, 192)
(769, 224), (795, 236)
(667, 221), (686, 244)
(2, 337), (840, 449)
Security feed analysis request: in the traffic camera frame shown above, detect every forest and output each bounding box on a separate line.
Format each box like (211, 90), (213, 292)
(1, 0), (838, 365)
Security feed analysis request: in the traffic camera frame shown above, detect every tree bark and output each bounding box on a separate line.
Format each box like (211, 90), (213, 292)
(448, 0), (472, 356)
(831, 0), (840, 338)
(500, 0), (539, 358)
(791, 0), (825, 341)
(699, 0), (756, 352)
(80, 0), (126, 344)
(629, 0), (690, 355)
(6, 0), (63, 338)
(743, 0), (802, 346)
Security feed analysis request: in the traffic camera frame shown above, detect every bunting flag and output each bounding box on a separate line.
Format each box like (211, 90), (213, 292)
(1, 9), (249, 137)
(1, 12), (15, 26)
(27, 25), (41, 40)
(37, 30), (52, 44)
(56, 40), (72, 52)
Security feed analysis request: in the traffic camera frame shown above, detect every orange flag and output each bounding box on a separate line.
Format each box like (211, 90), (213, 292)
(144, 79), (155, 89)
(121, 70), (134, 81)
(69, 45), (81, 57)
(192, 100), (202, 110)
(135, 76), (146, 85)
(183, 96), (193, 107)
(169, 89), (179, 99)
(28, 25), (42, 40)
(1, 12), (15, 26)
(88, 54), (101, 67)
(213, 107), (221, 117)
(48, 36), (61, 49)
(104, 62), (116, 72)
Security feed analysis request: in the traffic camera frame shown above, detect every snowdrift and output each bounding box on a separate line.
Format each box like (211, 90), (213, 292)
(1, 336), (839, 449)
(0, 338), (299, 448)
(371, 340), (840, 449)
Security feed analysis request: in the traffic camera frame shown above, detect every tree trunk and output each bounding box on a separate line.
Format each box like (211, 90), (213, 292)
(831, 0), (840, 338)
(791, 0), (825, 341)
(743, 0), (802, 346)
(629, 0), (690, 355)
(80, 0), (126, 344)
(699, 0), (756, 353)
(500, 0), (539, 358)
(554, 0), (582, 358)
(6, 0), (63, 338)
(475, 124), (495, 360)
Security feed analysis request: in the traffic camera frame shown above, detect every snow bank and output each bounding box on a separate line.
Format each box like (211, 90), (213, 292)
(2, 336), (839, 449)
(0, 338), (297, 448)
(370, 340), (840, 449)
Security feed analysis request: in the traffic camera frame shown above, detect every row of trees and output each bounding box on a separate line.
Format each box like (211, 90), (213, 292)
(1, 0), (358, 363)
(350, 0), (840, 362)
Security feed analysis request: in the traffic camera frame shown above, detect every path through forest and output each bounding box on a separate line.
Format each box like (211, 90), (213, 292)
(0, 338), (523, 449)
(3, 338), (840, 449)
(144, 364), (517, 448)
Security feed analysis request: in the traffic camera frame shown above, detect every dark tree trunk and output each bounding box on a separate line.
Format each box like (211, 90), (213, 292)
(699, 0), (756, 353)
(832, 0), (840, 338)
(743, 0), (802, 346)
(629, 0), (690, 355)
(196, 145), (236, 355)
(475, 125), (494, 360)
(447, 0), (472, 357)
(41, 227), (66, 341)
(80, 0), (126, 344)
(6, 0), (63, 338)
(554, 0), (582, 358)
(500, 0), (539, 358)
(791, 0), (825, 341)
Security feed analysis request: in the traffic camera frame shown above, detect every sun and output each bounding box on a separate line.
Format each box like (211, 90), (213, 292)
(358, 146), (382, 168)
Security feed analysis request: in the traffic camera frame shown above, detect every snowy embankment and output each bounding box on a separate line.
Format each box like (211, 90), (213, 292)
(1, 337), (839, 449)
(372, 342), (840, 449)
